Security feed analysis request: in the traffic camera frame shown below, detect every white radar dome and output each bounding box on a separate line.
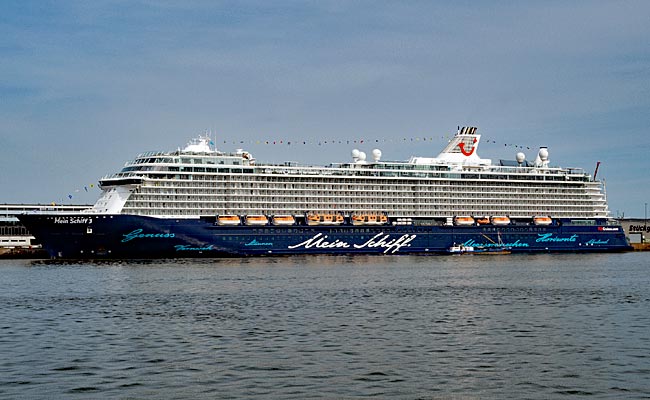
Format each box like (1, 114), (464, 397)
(352, 149), (360, 158)
(538, 147), (549, 161)
(372, 149), (382, 161)
(358, 151), (367, 161)
(516, 152), (526, 164)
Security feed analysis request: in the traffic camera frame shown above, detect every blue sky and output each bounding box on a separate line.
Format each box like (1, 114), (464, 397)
(1, 1), (649, 217)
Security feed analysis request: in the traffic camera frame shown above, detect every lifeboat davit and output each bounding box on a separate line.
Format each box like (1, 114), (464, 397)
(490, 216), (511, 226)
(245, 215), (269, 226)
(217, 215), (241, 226)
(272, 215), (295, 226)
(454, 216), (475, 226)
(533, 216), (553, 225)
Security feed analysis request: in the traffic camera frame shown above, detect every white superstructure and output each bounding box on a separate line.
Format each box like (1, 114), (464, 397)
(93, 128), (609, 220)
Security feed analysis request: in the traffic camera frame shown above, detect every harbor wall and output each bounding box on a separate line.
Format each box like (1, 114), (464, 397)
(618, 218), (649, 243)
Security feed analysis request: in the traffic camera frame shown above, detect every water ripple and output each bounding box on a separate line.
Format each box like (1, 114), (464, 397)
(1, 253), (649, 398)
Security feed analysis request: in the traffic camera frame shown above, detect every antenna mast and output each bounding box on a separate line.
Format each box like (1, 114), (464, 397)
(593, 161), (601, 180)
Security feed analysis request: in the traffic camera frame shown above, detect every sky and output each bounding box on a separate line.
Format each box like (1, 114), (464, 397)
(1, 0), (649, 217)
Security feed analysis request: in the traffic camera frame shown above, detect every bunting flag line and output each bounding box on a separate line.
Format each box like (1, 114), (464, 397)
(210, 135), (534, 150)
(51, 182), (100, 205)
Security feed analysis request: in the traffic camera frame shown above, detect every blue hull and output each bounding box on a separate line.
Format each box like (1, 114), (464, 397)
(18, 214), (632, 259)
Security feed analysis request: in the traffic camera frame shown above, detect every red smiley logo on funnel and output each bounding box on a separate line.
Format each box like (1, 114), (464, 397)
(457, 138), (478, 156)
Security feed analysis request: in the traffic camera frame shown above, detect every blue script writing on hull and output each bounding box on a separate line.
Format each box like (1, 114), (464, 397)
(465, 233), (583, 248)
(536, 233), (578, 243)
(245, 239), (273, 246)
(586, 239), (610, 245)
(122, 229), (175, 243)
(288, 232), (417, 254)
(463, 239), (529, 248)
(175, 244), (214, 251)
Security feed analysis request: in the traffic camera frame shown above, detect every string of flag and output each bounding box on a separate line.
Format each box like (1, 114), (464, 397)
(52, 183), (99, 205)
(209, 135), (535, 150)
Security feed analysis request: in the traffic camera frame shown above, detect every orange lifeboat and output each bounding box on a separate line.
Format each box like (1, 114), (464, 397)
(533, 216), (553, 225)
(454, 216), (475, 226)
(217, 215), (241, 226)
(245, 215), (269, 226)
(272, 215), (295, 226)
(476, 217), (490, 225)
(306, 213), (344, 225)
(351, 213), (388, 225)
(490, 216), (511, 226)
(306, 214), (320, 225)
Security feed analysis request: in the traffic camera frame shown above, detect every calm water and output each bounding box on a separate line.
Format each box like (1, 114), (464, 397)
(1, 253), (649, 399)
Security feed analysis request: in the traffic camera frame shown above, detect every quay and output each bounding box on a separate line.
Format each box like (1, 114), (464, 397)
(631, 243), (650, 251)
(0, 247), (48, 259)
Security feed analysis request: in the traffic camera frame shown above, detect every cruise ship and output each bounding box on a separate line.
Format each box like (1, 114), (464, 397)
(19, 126), (632, 258)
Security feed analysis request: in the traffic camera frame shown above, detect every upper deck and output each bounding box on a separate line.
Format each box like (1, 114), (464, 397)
(93, 127), (609, 219)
